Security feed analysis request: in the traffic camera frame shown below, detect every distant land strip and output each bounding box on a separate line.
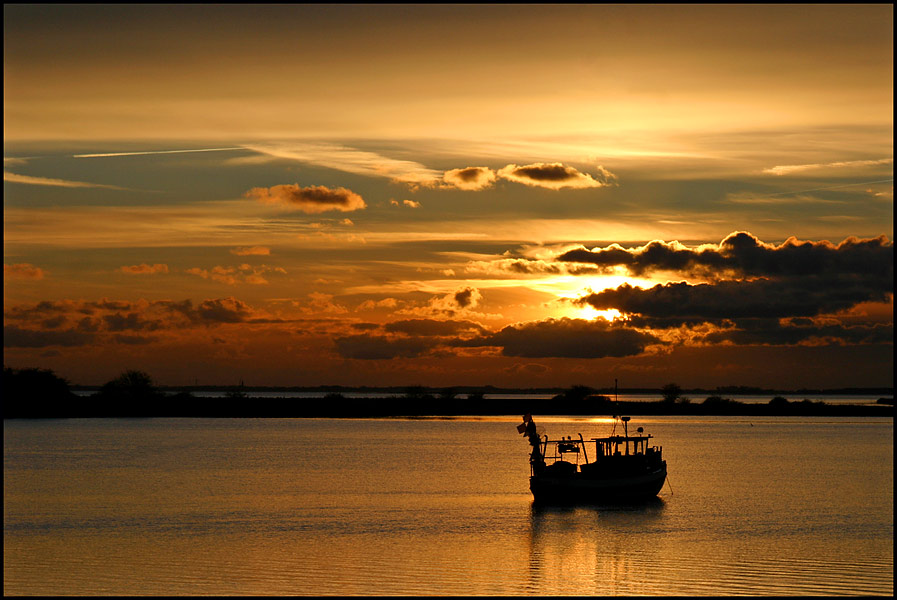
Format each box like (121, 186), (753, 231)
(4, 367), (892, 419)
(4, 395), (893, 419)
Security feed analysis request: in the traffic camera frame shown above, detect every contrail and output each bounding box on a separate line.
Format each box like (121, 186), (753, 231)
(73, 147), (244, 158)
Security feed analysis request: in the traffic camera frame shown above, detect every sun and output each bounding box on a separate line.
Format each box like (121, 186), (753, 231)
(551, 273), (660, 321)
(574, 305), (624, 322)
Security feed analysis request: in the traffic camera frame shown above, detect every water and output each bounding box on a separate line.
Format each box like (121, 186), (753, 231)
(4, 416), (893, 595)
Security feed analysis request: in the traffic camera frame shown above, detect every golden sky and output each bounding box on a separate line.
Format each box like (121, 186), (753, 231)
(3, 4), (893, 389)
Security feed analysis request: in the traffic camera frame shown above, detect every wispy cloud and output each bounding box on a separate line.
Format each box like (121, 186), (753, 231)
(763, 158), (893, 175)
(73, 147), (244, 158)
(230, 246), (271, 256)
(241, 142), (444, 187)
(3, 171), (129, 190)
(4, 263), (46, 280)
(118, 263), (169, 275)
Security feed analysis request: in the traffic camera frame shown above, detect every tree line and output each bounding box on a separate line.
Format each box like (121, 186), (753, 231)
(3, 366), (893, 419)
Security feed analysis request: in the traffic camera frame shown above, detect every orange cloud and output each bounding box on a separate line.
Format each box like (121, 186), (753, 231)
(186, 264), (285, 285)
(245, 184), (366, 213)
(443, 166), (497, 190)
(230, 246), (271, 256)
(4, 263), (46, 280)
(118, 263), (169, 275)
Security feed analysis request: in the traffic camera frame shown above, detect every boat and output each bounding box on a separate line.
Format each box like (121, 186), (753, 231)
(518, 414), (667, 503)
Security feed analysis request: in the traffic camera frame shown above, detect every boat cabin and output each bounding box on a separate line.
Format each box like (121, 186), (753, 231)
(531, 417), (663, 477)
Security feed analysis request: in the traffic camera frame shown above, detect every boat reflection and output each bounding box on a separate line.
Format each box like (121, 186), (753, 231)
(526, 498), (667, 595)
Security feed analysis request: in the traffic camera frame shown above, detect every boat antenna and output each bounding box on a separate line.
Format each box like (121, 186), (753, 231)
(611, 378), (618, 437)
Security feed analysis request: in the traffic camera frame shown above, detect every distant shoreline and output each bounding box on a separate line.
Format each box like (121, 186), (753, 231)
(68, 385), (897, 396)
(5, 396), (892, 419)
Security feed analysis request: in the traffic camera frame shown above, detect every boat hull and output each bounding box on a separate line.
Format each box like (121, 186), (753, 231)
(530, 464), (667, 504)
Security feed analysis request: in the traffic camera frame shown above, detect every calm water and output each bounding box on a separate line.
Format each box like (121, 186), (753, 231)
(4, 416), (893, 596)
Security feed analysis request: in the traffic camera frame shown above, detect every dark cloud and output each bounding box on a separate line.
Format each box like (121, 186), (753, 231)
(103, 312), (164, 332)
(245, 184), (366, 213)
(580, 278), (891, 322)
(113, 334), (157, 345)
(461, 317), (661, 358)
(384, 319), (485, 337)
(453, 287), (477, 308)
(497, 162), (613, 190)
(4, 297), (260, 348)
(560, 231), (894, 282)
(333, 334), (435, 359)
(159, 297), (254, 325)
(564, 232), (893, 340)
(195, 298), (253, 323)
(4, 325), (94, 348)
(696, 318), (893, 346)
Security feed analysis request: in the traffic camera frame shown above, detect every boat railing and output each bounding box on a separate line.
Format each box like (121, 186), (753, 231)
(539, 433), (589, 467)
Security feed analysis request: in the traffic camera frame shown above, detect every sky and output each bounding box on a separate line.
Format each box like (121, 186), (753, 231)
(3, 4), (893, 389)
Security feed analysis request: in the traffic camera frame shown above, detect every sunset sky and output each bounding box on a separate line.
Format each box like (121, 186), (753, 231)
(4, 4), (893, 389)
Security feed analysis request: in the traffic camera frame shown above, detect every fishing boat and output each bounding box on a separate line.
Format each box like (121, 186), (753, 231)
(518, 414), (667, 503)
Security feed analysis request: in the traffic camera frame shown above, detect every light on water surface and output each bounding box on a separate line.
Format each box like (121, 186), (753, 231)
(4, 417), (893, 595)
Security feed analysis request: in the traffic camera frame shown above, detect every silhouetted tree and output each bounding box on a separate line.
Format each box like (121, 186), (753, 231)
(769, 396), (790, 407)
(661, 383), (682, 403)
(93, 370), (163, 415)
(3, 366), (77, 418)
(554, 385), (595, 402)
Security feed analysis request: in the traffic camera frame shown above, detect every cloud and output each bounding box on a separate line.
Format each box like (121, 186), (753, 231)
(241, 142), (444, 187)
(73, 147), (243, 158)
(559, 231), (894, 281)
(580, 275), (892, 323)
(383, 319), (486, 337)
(4, 325), (95, 348)
(230, 246), (271, 256)
(763, 157), (893, 175)
(119, 263), (169, 275)
(497, 162), (616, 190)
(333, 333), (436, 359)
(453, 287), (480, 308)
(695, 318), (893, 347)
(395, 286), (486, 319)
(3, 171), (129, 190)
(245, 184), (366, 213)
(390, 199), (421, 208)
(186, 264), (285, 285)
(559, 231), (893, 348)
(461, 317), (661, 358)
(3, 297), (270, 345)
(443, 166), (497, 190)
(193, 297), (254, 324)
(4, 263), (46, 280)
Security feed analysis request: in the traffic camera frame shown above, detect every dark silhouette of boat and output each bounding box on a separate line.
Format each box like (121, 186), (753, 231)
(518, 414), (667, 503)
